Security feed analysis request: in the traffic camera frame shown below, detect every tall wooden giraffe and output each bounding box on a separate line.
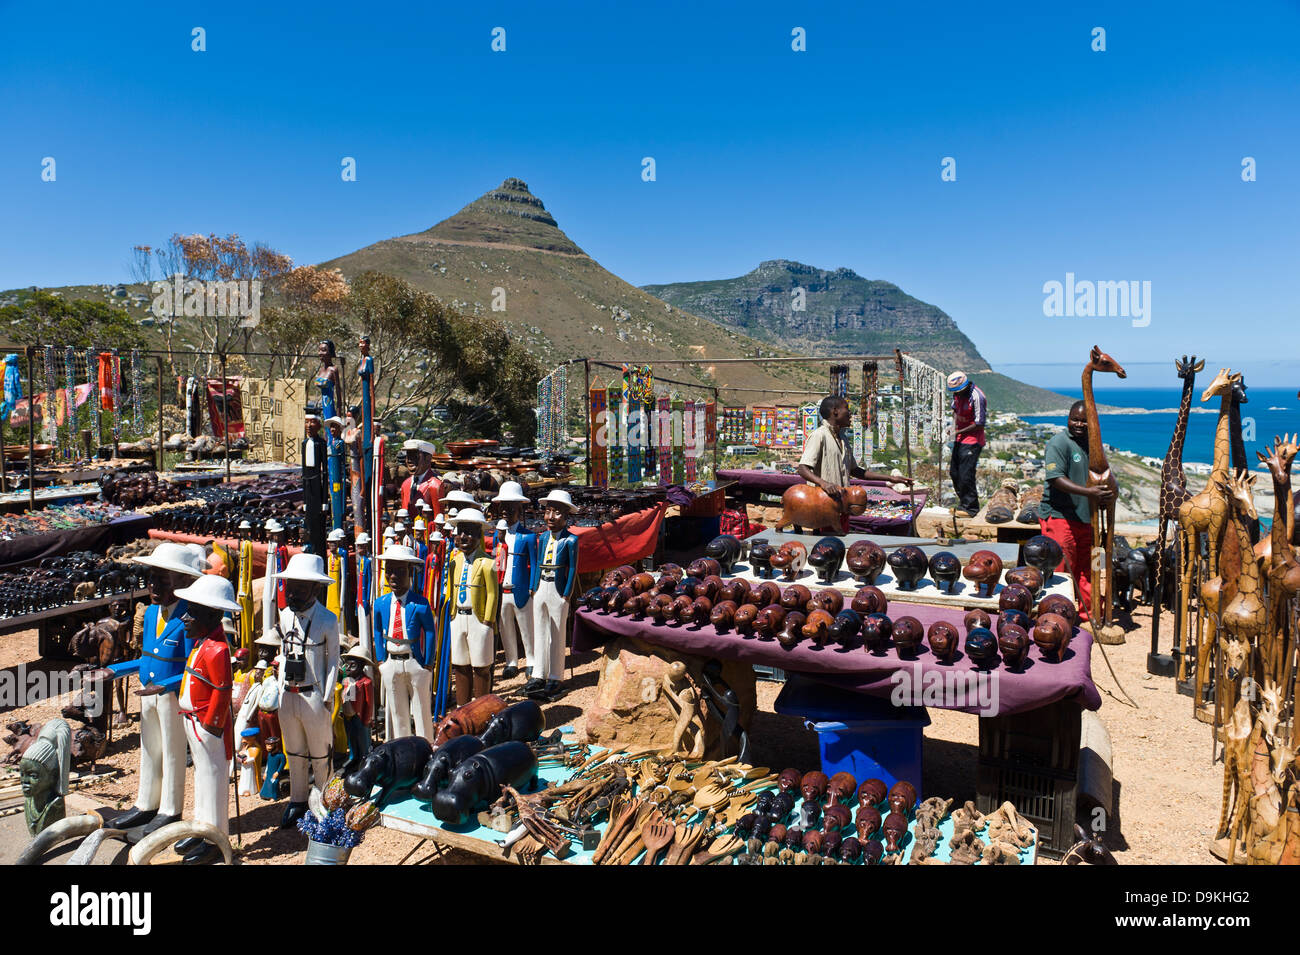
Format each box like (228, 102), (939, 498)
(1081, 345), (1126, 630)
(1176, 368), (1241, 688)
(1258, 435), (1300, 687)
(1151, 355), (1204, 659)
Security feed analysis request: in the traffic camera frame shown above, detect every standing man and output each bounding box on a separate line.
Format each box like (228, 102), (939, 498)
(528, 490), (578, 702)
(491, 481), (536, 680)
(796, 395), (910, 532)
(108, 543), (205, 835)
(303, 414), (328, 557)
(372, 543), (438, 741)
(401, 439), (441, 515)
(947, 371), (987, 518)
(268, 553), (340, 828)
(172, 574), (240, 865)
(1037, 400), (1114, 625)
(445, 509), (499, 706)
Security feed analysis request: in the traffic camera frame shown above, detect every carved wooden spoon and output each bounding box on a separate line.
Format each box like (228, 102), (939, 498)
(690, 833), (745, 865)
(640, 818), (675, 865)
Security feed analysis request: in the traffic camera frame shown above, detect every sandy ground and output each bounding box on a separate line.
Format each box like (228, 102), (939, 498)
(0, 603), (1226, 865)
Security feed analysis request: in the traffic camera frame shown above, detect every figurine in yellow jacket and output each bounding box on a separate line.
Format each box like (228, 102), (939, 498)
(444, 509), (499, 706)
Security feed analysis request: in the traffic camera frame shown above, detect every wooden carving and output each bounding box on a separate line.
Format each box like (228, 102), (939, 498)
(1081, 345), (1126, 629)
(1257, 436), (1300, 688)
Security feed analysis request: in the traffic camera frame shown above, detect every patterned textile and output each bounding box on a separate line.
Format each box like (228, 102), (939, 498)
(589, 387), (608, 488)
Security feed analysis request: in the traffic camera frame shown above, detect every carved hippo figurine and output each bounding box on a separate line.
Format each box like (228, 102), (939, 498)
(719, 579), (751, 604)
(747, 539), (776, 579)
(770, 541), (808, 581)
(750, 581), (782, 608)
(851, 585), (889, 616)
(808, 537), (847, 584)
(846, 540), (887, 584)
(824, 803), (853, 833)
(657, 562), (685, 582)
(733, 603), (760, 636)
(780, 584), (812, 612)
(997, 609), (1032, 634)
(669, 594), (695, 625)
(648, 594), (676, 623)
(778, 484), (845, 533)
(855, 805), (882, 840)
(964, 626), (1000, 670)
(480, 700), (544, 747)
(625, 594), (651, 618)
(694, 575), (723, 601)
(888, 780), (918, 815)
(801, 771), (830, 803)
(778, 767), (803, 792)
(687, 596), (713, 626)
(754, 604), (787, 641)
(1033, 612), (1072, 662)
(651, 575), (678, 598)
(343, 735), (434, 804)
(710, 600), (739, 632)
(926, 620), (960, 663)
(579, 586), (607, 612)
(928, 551), (962, 593)
(998, 623), (1031, 672)
(998, 582), (1034, 614)
(802, 609), (835, 648)
(704, 534), (744, 575)
(857, 778), (888, 809)
(600, 564), (637, 588)
(963, 608), (992, 632)
(861, 613), (893, 654)
(629, 572), (657, 594)
(431, 741), (538, 825)
(1022, 535), (1064, 583)
(1037, 594), (1078, 629)
(802, 829), (825, 855)
(605, 585), (635, 614)
(808, 588), (844, 615)
(777, 611), (807, 649)
(962, 550), (1004, 597)
(829, 609), (862, 646)
(411, 735), (484, 802)
(1005, 565), (1045, 598)
(686, 557), (722, 581)
(892, 616), (924, 658)
(827, 772), (857, 806)
(887, 546), (929, 590)
(839, 836), (863, 862)
(882, 812), (909, 852)
(863, 838), (885, 865)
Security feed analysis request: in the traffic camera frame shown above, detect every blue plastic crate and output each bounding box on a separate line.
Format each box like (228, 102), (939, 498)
(774, 674), (930, 798)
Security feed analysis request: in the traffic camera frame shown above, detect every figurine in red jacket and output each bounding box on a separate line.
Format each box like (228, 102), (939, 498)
(173, 575), (240, 865)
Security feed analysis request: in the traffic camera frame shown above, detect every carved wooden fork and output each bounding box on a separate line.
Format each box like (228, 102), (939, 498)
(640, 818), (675, 865)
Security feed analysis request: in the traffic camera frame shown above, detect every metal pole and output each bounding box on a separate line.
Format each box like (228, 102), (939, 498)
(25, 347), (36, 512)
(220, 353), (231, 483)
(712, 386), (720, 478)
(156, 357), (165, 472)
(583, 358), (591, 488)
(895, 350), (918, 537)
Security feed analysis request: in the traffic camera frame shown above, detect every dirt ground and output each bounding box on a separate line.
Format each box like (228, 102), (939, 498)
(0, 602), (1227, 865)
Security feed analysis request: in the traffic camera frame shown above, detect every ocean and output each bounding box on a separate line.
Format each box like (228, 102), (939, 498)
(1021, 387), (1300, 468)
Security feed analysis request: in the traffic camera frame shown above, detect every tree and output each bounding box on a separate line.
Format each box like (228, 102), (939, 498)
(258, 265), (352, 380)
(1, 292), (146, 350)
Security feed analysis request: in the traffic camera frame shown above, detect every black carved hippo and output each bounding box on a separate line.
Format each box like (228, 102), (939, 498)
(887, 546), (928, 590)
(704, 534), (743, 575)
(807, 537), (846, 585)
(748, 538), (775, 579)
(480, 700), (544, 747)
(927, 551), (961, 593)
(1022, 535), (1064, 583)
(410, 735), (484, 802)
(343, 735), (434, 805)
(431, 741), (538, 824)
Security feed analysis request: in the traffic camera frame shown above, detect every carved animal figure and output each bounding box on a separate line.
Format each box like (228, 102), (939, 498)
(411, 735), (484, 801)
(1215, 471), (1267, 714)
(431, 741), (538, 824)
(1022, 535), (1064, 583)
(962, 550), (1003, 597)
(807, 537), (847, 584)
(846, 540), (886, 584)
(1082, 345), (1127, 630)
(851, 586), (888, 616)
(926, 621), (959, 663)
(747, 539), (775, 579)
(1177, 368), (1243, 685)
(480, 700), (544, 747)
(343, 736), (434, 804)
(1257, 435), (1300, 687)
(710, 600), (738, 632)
(704, 535), (743, 574)
(776, 484), (868, 534)
(887, 546), (928, 590)
(928, 552), (962, 593)
(769, 541), (808, 581)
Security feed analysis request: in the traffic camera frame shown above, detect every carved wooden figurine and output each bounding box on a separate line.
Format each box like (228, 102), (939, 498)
(1081, 345), (1127, 631)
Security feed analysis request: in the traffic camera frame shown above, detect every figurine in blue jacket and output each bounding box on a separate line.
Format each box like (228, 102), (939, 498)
(528, 489), (579, 701)
(108, 543), (205, 833)
(491, 481), (537, 681)
(372, 544), (439, 742)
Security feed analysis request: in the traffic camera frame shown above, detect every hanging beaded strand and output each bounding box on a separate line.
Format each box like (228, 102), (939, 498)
(87, 347), (101, 451)
(110, 347), (122, 447)
(64, 346), (77, 457)
(42, 345), (58, 451)
(130, 349), (144, 435)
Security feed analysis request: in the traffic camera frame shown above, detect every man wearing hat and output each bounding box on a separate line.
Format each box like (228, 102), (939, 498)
(947, 371), (987, 518)
(354, 532), (374, 656)
(268, 553), (340, 827)
(491, 481), (537, 680)
(401, 439), (441, 516)
(108, 542), (206, 834)
(373, 544), (439, 740)
(445, 509), (500, 706)
(528, 491), (579, 700)
(303, 414), (328, 557)
(325, 528), (348, 626)
(172, 574), (241, 864)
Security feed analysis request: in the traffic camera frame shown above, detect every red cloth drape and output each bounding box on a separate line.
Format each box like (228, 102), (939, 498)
(572, 503), (667, 574)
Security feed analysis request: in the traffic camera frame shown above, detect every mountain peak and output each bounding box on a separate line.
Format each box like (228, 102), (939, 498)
(420, 178), (585, 255)
(754, 259), (864, 282)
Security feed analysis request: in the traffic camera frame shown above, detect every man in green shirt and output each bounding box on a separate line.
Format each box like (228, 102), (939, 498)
(1037, 401), (1114, 623)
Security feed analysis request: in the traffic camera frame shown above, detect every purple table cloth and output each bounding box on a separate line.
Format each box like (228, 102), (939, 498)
(715, 469), (926, 532)
(573, 605), (1101, 717)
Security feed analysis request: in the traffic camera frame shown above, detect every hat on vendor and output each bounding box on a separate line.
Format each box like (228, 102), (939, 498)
(277, 552), (335, 584)
(324, 415), (344, 428)
(946, 371), (969, 393)
(265, 518), (285, 533)
(134, 541), (205, 577)
(450, 508), (487, 526)
(174, 574), (243, 613)
(539, 489), (577, 512)
(327, 528), (346, 543)
(380, 543), (423, 564)
(402, 438), (436, 455)
(492, 481), (529, 505)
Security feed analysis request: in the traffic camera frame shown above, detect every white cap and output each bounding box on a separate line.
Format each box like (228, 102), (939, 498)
(355, 532), (372, 545)
(174, 575), (242, 613)
(442, 490), (476, 507)
(492, 481), (529, 504)
(255, 632), (282, 647)
(327, 528), (346, 542)
(265, 518), (285, 533)
(238, 519), (252, 530)
(402, 439), (436, 455)
(324, 415), (344, 427)
(134, 542), (205, 578)
(434, 514), (446, 526)
(380, 544), (424, 564)
(383, 528), (396, 538)
(414, 518), (427, 530)
(539, 489), (577, 512)
(277, 552), (335, 584)
(393, 522), (406, 533)
(496, 519), (508, 531)
(396, 508), (409, 519)
(450, 508), (487, 526)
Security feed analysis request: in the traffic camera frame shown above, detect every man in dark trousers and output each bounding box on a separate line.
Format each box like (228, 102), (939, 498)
(302, 413), (327, 557)
(946, 371), (987, 517)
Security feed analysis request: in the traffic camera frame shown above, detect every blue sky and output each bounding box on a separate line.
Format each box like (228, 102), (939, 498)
(2, 1), (1297, 374)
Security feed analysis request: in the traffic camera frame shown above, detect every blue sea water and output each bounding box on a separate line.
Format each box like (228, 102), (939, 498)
(1021, 387), (1300, 467)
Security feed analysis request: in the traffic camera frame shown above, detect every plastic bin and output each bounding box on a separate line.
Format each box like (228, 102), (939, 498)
(774, 674), (930, 797)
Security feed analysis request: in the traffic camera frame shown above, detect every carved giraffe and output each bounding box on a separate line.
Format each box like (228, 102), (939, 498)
(1257, 435), (1300, 688)
(1081, 345), (1126, 630)
(1176, 368), (1241, 688)
(1211, 639), (1254, 863)
(1152, 355), (1203, 663)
